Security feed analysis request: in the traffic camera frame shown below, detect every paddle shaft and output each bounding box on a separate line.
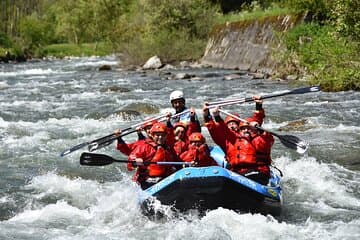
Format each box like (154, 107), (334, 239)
(208, 86), (320, 107)
(87, 111), (192, 152)
(60, 113), (170, 157)
(112, 159), (187, 165)
(218, 109), (308, 154)
(80, 152), (191, 166)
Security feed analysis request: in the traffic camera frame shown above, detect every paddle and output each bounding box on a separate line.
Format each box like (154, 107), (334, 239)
(218, 109), (309, 154)
(87, 128), (138, 152)
(60, 113), (168, 157)
(208, 86), (320, 108)
(80, 152), (191, 166)
(88, 110), (194, 152)
(86, 110), (194, 152)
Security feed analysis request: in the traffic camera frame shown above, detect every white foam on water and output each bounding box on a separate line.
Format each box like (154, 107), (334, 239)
(305, 123), (360, 133)
(1, 158), (359, 240)
(70, 56), (119, 67)
(60, 91), (101, 101)
(0, 81), (9, 89)
(74, 60), (119, 67)
(8, 200), (92, 224)
(304, 99), (360, 106)
(1, 100), (56, 110)
(277, 155), (360, 211)
(0, 68), (64, 77)
(262, 119), (288, 129)
(2, 171), (147, 239)
(0, 196), (13, 204)
(25, 172), (102, 206)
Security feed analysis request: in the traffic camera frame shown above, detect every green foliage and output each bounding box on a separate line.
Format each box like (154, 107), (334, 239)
(116, 0), (220, 64)
(18, 13), (54, 51)
(283, 23), (360, 91)
(283, 0), (360, 42)
(142, 0), (217, 39)
(120, 28), (206, 65)
(43, 0), (131, 44)
(330, 0), (360, 42)
(215, 5), (291, 24)
(0, 32), (13, 48)
(284, 0), (330, 20)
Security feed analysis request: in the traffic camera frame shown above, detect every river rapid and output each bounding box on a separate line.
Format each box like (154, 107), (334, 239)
(0, 56), (359, 240)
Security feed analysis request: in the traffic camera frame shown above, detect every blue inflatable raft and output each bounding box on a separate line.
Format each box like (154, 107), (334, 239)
(140, 146), (282, 216)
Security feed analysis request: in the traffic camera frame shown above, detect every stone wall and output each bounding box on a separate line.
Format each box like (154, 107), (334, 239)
(201, 14), (305, 75)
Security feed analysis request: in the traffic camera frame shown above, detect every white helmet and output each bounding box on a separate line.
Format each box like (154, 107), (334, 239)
(169, 90), (185, 102)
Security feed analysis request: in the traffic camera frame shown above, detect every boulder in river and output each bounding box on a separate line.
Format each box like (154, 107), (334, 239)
(223, 74), (242, 81)
(98, 65), (112, 71)
(100, 86), (131, 93)
(278, 119), (314, 132)
(143, 56), (163, 70)
(112, 110), (141, 121)
(123, 102), (160, 115)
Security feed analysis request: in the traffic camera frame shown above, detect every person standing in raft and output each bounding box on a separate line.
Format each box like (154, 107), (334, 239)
(203, 106), (274, 185)
(169, 90), (201, 133)
(180, 132), (218, 167)
(125, 122), (181, 190)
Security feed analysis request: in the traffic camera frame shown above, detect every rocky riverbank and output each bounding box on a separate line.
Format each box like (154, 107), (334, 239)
(200, 14), (305, 78)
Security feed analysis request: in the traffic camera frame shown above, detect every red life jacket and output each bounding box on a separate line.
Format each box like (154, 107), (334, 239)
(227, 134), (273, 176)
(227, 137), (257, 167)
(128, 138), (182, 180)
(173, 140), (187, 155)
(180, 144), (217, 167)
(206, 112), (273, 177)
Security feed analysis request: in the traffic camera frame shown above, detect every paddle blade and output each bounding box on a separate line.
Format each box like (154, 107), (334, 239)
(80, 152), (115, 166)
(278, 135), (309, 154)
(290, 86), (320, 95)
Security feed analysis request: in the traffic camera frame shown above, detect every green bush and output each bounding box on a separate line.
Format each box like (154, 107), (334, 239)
(330, 0), (360, 42)
(283, 23), (360, 91)
(18, 14), (54, 53)
(116, 0), (219, 64)
(284, 0), (331, 20)
(0, 32), (13, 48)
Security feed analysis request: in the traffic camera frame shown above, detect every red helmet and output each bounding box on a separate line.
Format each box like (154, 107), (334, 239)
(142, 119), (158, 129)
(173, 122), (187, 130)
(224, 113), (240, 125)
(240, 118), (258, 128)
(150, 122), (167, 134)
(189, 132), (205, 143)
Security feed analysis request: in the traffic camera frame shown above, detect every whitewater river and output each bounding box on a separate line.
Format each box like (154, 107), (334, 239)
(0, 56), (359, 240)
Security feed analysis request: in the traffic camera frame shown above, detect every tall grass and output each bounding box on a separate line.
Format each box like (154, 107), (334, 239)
(215, 6), (292, 24)
(39, 42), (114, 58)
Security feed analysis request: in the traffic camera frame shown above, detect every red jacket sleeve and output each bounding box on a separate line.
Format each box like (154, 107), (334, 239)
(190, 119), (201, 133)
(205, 119), (228, 152)
(251, 132), (274, 164)
(252, 109), (265, 126)
(117, 141), (139, 156)
(165, 127), (175, 147)
(127, 141), (155, 171)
